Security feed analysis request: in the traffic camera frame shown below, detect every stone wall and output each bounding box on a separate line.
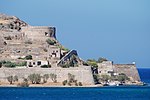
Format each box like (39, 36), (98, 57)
(0, 66), (95, 85)
(21, 26), (56, 41)
(113, 64), (141, 81)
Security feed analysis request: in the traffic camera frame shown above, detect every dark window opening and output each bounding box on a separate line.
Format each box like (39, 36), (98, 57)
(45, 32), (49, 36)
(37, 61), (41, 65)
(52, 53), (56, 57)
(33, 62), (35, 65)
(29, 62), (33, 67)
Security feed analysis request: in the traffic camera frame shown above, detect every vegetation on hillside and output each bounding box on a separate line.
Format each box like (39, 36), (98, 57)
(86, 57), (108, 68)
(46, 38), (56, 45)
(0, 60), (27, 68)
(57, 45), (70, 52)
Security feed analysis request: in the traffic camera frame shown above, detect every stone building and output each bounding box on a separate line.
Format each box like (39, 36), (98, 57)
(98, 61), (114, 76)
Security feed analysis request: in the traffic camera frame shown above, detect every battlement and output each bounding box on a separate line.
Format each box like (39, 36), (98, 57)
(21, 26), (55, 30)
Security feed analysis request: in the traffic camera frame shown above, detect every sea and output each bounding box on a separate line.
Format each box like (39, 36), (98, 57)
(0, 68), (149, 100)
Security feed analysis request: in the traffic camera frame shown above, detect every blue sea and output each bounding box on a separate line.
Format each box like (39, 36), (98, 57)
(0, 68), (149, 100)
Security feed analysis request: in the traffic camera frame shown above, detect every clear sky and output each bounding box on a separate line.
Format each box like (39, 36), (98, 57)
(0, 0), (150, 68)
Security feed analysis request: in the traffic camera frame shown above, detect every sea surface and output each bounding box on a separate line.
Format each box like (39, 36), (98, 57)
(0, 68), (149, 100)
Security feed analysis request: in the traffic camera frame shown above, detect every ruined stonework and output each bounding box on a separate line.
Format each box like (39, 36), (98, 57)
(98, 61), (141, 82)
(0, 13), (94, 86)
(0, 13), (142, 86)
(113, 64), (140, 82)
(0, 66), (95, 85)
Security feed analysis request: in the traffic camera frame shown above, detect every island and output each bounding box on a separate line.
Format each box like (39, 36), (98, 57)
(0, 13), (143, 87)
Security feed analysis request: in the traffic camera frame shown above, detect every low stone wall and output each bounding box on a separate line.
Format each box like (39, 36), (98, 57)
(0, 66), (95, 85)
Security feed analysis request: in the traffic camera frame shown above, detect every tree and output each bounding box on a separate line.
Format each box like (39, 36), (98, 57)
(13, 75), (18, 82)
(100, 74), (110, 83)
(34, 74), (41, 84)
(46, 39), (56, 45)
(68, 73), (75, 83)
(62, 80), (68, 85)
(28, 74), (35, 84)
(7, 76), (13, 84)
(87, 59), (98, 68)
(78, 82), (83, 86)
(18, 78), (29, 87)
(97, 57), (108, 63)
(28, 74), (41, 84)
(117, 73), (130, 83)
(93, 74), (100, 84)
(43, 74), (49, 83)
(50, 73), (57, 83)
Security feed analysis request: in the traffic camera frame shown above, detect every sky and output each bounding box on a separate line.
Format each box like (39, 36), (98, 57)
(0, 0), (150, 68)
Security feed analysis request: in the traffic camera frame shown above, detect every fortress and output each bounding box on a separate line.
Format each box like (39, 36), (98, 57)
(0, 13), (141, 86)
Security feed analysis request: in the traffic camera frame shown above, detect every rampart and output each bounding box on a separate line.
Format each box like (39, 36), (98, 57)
(0, 66), (95, 85)
(21, 26), (56, 41)
(113, 64), (141, 81)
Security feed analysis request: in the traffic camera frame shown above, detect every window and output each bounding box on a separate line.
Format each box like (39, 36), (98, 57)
(37, 61), (41, 65)
(33, 62), (35, 65)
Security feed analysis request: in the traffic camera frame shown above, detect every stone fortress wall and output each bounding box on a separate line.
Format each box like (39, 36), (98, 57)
(21, 26), (56, 42)
(113, 64), (140, 81)
(0, 66), (95, 85)
(98, 61), (141, 82)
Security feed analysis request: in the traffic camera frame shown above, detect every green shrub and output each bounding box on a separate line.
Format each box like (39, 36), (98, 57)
(75, 80), (78, 86)
(28, 74), (41, 84)
(87, 59), (98, 68)
(117, 73), (130, 83)
(3, 61), (16, 68)
(16, 61), (27, 66)
(13, 75), (18, 82)
(100, 74), (110, 83)
(97, 57), (108, 63)
(68, 82), (71, 86)
(78, 82), (83, 86)
(46, 39), (56, 45)
(50, 73), (57, 83)
(43, 74), (49, 83)
(41, 65), (50, 68)
(18, 78), (29, 87)
(68, 73), (75, 83)
(25, 55), (32, 60)
(93, 74), (100, 84)
(57, 45), (69, 52)
(7, 76), (13, 84)
(7, 75), (18, 84)
(62, 80), (68, 86)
